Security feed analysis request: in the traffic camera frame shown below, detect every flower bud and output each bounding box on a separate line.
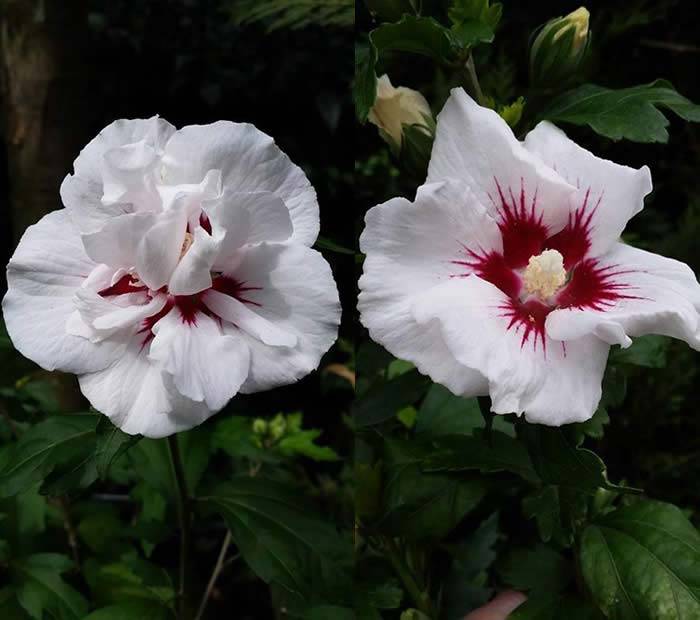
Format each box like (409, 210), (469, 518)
(252, 418), (268, 436)
(368, 75), (433, 152)
(529, 6), (591, 88)
(268, 413), (287, 441)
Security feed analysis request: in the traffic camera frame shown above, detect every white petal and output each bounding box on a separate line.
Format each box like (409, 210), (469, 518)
(546, 243), (700, 349)
(101, 140), (161, 207)
(224, 243), (340, 392)
(168, 225), (224, 295)
(72, 289), (168, 339)
(148, 310), (250, 410)
(202, 289), (297, 347)
(135, 206), (188, 290)
(162, 122), (318, 245)
(523, 121), (653, 258)
(427, 89), (576, 234)
(61, 117), (176, 233)
(2, 210), (124, 373)
(78, 330), (212, 438)
(208, 190), (294, 267)
(412, 276), (610, 425)
(358, 180), (503, 396)
(81, 212), (155, 269)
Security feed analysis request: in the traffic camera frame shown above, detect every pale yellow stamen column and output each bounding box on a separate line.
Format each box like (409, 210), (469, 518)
(523, 249), (567, 299)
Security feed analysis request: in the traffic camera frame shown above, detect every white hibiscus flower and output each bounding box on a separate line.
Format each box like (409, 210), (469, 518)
(359, 89), (700, 425)
(3, 117), (341, 437)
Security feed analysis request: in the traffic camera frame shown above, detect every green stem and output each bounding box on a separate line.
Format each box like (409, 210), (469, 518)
(384, 537), (436, 618)
(168, 435), (192, 619)
(194, 530), (232, 620)
(464, 53), (485, 105)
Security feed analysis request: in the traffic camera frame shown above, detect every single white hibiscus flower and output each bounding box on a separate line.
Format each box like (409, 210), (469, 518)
(359, 89), (700, 425)
(3, 117), (341, 437)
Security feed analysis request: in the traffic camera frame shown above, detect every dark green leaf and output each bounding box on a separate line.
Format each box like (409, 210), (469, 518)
(540, 80), (700, 143)
(498, 544), (572, 596)
(83, 602), (170, 620)
(520, 424), (628, 492)
(11, 553), (88, 620)
(353, 368), (430, 426)
(581, 500), (700, 619)
(610, 335), (669, 368)
(425, 431), (538, 482)
(510, 593), (604, 619)
(203, 477), (351, 602)
(379, 440), (486, 539)
(355, 16), (455, 121)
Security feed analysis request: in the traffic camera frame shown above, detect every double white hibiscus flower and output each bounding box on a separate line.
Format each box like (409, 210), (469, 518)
(360, 89), (700, 425)
(3, 118), (340, 437)
(5, 90), (700, 434)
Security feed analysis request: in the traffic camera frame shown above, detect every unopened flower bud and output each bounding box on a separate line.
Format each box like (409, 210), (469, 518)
(268, 413), (287, 441)
(368, 75), (433, 152)
(252, 418), (268, 435)
(529, 6), (591, 88)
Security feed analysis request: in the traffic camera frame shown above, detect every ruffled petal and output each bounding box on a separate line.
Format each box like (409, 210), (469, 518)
(168, 225), (224, 295)
(2, 210), (124, 373)
(358, 180), (506, 396)
(60, 117), (176, 233)
(427, 89), (576, 236)
(135, 206), (188, 290)
(162, 122), (318, 245)
(524, 121), (653, 261)
(546, 243), (700, 349)
(208, 191), (294, 269)
(81, 212), (155, 269)
(78, 330), (212, 438)
(203, 289), (297, 347)
(412, 276), (610, 425)
(148, 310), (250, 410)
(220, 243), (340, 392)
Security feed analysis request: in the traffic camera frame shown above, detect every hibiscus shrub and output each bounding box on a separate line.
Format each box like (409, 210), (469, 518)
(356, 1), (700, 619)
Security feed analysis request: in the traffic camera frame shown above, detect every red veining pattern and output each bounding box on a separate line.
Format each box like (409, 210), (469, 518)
(492, 178), (549, 269)
(99, 273), (262, 347)
(451, 178), (640, 355)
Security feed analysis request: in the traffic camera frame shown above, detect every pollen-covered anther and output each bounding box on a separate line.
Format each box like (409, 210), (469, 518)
(523, 249), (567, 299)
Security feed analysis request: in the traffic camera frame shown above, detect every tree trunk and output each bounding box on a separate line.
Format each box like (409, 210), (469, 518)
(1, 0), (93, 243)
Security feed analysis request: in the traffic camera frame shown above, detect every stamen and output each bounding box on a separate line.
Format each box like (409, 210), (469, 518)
(523, 249), (567, 299)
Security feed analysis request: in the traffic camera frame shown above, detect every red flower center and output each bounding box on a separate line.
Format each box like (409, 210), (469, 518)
(451, 179), (639, 354)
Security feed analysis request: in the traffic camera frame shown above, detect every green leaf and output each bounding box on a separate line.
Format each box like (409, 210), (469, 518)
(278, 430), (340, 462)
(520, 424), (628, 493)
(85, 553), (175, 609)
(353, 368), (430, 426)
(0, 415), (138, 497)
(0, 415), (96, 497)
(442, 513), (500, 616)
(83, 602), (169, 620)
(379, 440), (486, 539)
(127, 427), (211, 500)
(540, 80), (700, 143)
(498, 544), (572, 596)
(355, 16), (455, 121)
(203, 477), (351, 602)
(522, 486), (563, 544)
(11, 553), (88, 620)
(610, 334), (669, 368)
(447, 0), (502, 49)
(424, 431), (538, 482)
(510, 593), (604, 619)
(581, 500), (700, 620)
